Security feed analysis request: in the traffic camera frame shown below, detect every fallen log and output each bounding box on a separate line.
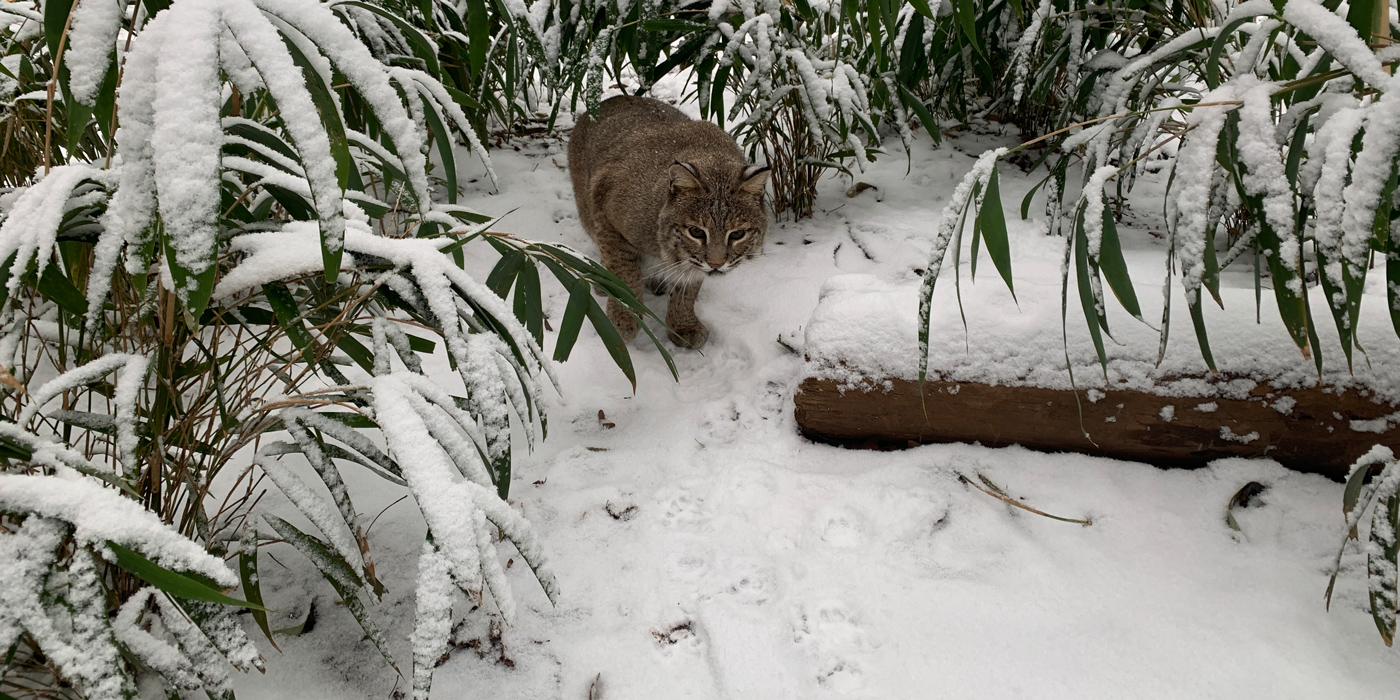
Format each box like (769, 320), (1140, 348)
(794, 376), (1399, 479)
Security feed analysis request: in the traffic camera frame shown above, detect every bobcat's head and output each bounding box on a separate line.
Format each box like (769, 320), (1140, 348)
(657, 161), (770, 283)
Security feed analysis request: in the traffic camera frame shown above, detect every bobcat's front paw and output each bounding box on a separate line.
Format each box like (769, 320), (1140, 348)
(606, 303), (640, 342)
(668, 323), (709, 349)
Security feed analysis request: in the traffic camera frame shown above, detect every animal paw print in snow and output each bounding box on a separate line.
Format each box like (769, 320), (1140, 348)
(792, 601), (874, 693)
(719, 561), (778, 606)
(657, 490), (708, 530)
(651, 618), (703, 656)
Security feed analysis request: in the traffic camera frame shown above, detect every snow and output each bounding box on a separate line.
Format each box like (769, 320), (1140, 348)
(0, 472), (239, 586)
(114, 589), (204, 691)
(1340, 87), (1400, 271)
(1282, 0), (1397, 92)
(232, 122), (1400, 699)
(65, 0), (124, 105)
(1167, 85), (1237, 307)
(0, 165), (113, 305)
(1236, 79), (1301, 293)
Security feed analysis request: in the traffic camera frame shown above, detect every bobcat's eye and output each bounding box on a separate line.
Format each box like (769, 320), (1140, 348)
(728, 230), (747, 242)
(687, 227), (707, 240)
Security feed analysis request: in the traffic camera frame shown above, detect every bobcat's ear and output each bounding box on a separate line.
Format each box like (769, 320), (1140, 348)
(738, 165), (770, 197)
(670, 161), (704, 193)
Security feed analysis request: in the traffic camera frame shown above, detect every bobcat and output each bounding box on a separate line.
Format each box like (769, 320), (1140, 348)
(568, 95), (771, 349)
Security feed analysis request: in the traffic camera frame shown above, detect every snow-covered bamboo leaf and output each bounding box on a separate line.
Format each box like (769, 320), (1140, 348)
(0, 473), (239, 586)
(1388, 237), (1400, 339)
(335, 0), (441, 75)
(410, 541), (453, 700)
(415, 84), (460, 204)
(270, 23), (352, 280)
(263, 515), (397, 667)
(107, 542), (266, 610)
(1369, 489), (1400, 645)
(239, 530), (278, 648)
(1073, 203), (1108, 374)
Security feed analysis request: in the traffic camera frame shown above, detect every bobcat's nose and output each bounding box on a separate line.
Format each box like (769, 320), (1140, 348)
(707, 260), (724, 270)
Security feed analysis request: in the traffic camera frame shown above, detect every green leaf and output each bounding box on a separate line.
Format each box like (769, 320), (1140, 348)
(486, 249), (525, 298)
(35, 263), (88, 317)
(908, 0), (935, 19)
(977, 166), (1015, 300)
(899, 84), (941, 145)
(466, 0), (489, 79)
(1389, 238), (1400, 340)
(162, 230), (217, 323)
(275, 30), (352, 282)
(44, 0), (76, 64)
(263, 283), (316, 365)
(64, 99), (92, 154)
(953, 0), (984, 57)
(585, 294), (636, 390)
(1188, 290), (1218, 373)
(1096, 199), (1141, 320)
(1344, 459), (1386, 537)
(239, 539), (279, 649)
(419, 94), (459, 204)
(1073, 205), (1108, 374)
(336, 333), (376, 374)
(552, 276), (590, 362)
(107, 542), (266, 610)
(515, 259), (544, 346)
(1346, 0), (1381, 43)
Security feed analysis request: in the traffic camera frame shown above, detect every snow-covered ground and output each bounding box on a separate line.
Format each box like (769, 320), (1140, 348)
(234, 98), (1400, 698)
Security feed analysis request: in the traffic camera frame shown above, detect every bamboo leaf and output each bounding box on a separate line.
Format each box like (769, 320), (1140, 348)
(263, 516), (398, 669)
(515, 258), (543, 346)
(585, 294), (636, 390)
(1074, 204), (1108, 374)
(419, 93), (459, 204)
(977, 166), (1015, 300)
(107, 542), (265, 610)
(1368, 491), (1400, 645)
(35, 264), (88, 316)
(239, 537), (279, 649)
(552, 276), (590, 362)
(163, 230), (217, 323)
(276, 30), (353, 282)
(486, 249), (525, 298)
(1096, 199), (1141, 320)
(263, 283), (317, 366)
(1188, 289), (1218, 373)
(641, 18), (709, 31)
